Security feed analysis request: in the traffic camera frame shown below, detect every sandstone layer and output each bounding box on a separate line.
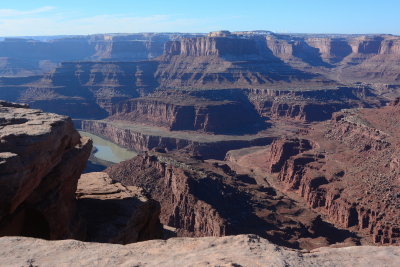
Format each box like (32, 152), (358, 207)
(1, 235), (399, 267)
(0, 101), (92, 239)
(109, 93), (262, 134)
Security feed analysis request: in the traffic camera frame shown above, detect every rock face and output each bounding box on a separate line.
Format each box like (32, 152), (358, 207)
(0, 101), (165, 244)
(268, 138), (313, 172)
(76, 172), (163, 244)
(265, 34), (400, 84)
(81, 119), (272, 160)
(247, 86), (384, 122)
(262, 104), (400, 245)
(0, 101), (92, 240)
(2, 31), (400, 87)
(164, 33), (259, 57)
(157, 32), (400, 90)
(106, 153), (229, 237)
(1, 235), (399, 267)
(109, 90), (263, 134)
(106, 152), (364, 250)
(157, 33), (332, 90)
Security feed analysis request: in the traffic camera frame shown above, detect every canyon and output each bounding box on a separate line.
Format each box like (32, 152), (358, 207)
(0, 31), (397, 121)
(1, 29), (400, 266)
(226, 101), (400, 245)
(0, 33), (198, 76)
(105, 151), (363, 249)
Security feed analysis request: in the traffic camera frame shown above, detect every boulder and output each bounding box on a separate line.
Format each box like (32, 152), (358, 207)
(76, 172), (163, 243)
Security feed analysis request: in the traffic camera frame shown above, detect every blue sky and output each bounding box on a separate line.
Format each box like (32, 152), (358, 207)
(0, 0), (399, 36)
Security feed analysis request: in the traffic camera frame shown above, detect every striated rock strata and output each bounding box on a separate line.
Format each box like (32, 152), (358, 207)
(3, 31), (399, 119)
(157, 32), (333, 90)
(108, 90), (262, 134)
(262, 103), (400, 244)
(247, 86), (384, 122)
(106, 153), (229, 237)
(81, 119), (272, 159)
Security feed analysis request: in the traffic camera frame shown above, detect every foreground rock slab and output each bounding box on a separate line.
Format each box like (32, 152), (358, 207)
(0, 235), (399, 267)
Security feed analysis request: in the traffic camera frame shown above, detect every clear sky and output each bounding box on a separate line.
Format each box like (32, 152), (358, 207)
(0, 0), (399, 36)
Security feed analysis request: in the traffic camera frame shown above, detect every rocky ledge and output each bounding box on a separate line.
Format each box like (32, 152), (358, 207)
(109, 94), (262, 134)
(0, 101), (162, 244)
(76, 172), (163, 244)
(0, 235), (399, 267)
(0, 101), (92, 239)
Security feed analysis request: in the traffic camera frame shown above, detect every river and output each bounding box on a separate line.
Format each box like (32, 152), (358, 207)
(79, 131), (138, 163)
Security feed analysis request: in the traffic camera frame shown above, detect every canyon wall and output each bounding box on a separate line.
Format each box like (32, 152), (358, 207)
(106, 152), (367, 249)
(2, 31), (400, 86)
(164, 33), (259, 57)
(246, 86), (383, 121)
(156, 33), (331, 90)
(109, 90), (263, 134)
(158, 32), (400, 90)
(265, 34), (400, 84)
(107, 153), (228, 237)
(264, 103), (400, 244)
(81, 120), (272, 159)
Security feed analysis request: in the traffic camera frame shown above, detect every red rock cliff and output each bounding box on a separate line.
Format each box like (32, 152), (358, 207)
(264, 106), (400, 244)
(109, 94), (262, 134)
(0, 101), (92, 239)
(106, 153), (228, 237)
(164, 33), (258, 57)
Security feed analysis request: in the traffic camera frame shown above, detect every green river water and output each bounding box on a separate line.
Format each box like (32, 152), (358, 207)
(79, 131), (138, 163)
